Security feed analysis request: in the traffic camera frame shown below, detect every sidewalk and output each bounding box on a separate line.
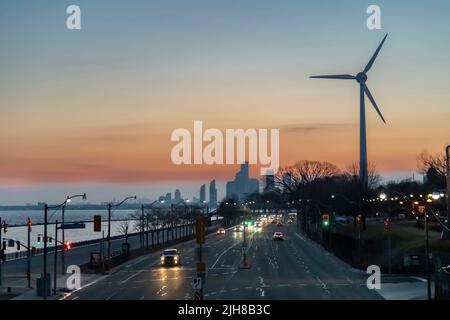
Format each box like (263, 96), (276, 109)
(7, 272), (105, 300)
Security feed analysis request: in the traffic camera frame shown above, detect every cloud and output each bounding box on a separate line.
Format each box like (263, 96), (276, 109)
(281, 123), (354, 133)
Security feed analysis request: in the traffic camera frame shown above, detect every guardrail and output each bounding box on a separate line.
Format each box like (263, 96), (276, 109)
(2, 223), (198, 262)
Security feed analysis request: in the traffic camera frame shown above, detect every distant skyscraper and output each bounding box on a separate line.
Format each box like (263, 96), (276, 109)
(165, 192), (172, 204)
(209, 180), (218, 209)
(226, 162), (259, 202)
(174, 189), (181, 202)
(264, 169), (275, 193)
(200, 184), (206, 203)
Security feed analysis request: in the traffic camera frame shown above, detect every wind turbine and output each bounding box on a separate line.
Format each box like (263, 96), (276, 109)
(310, 34), (388, 190)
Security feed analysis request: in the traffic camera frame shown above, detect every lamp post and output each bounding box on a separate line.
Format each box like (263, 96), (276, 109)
(445, 145), (450, 240)
(107, 196), (137, 259)
(42, 193), (86, 300)
(60, 195), (81, 275)
(141, 200), (164, 249)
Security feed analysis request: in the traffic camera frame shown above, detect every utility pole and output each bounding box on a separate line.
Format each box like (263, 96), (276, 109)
(425, 209), (432, 300)
(0, 217), (2, 289)
(141, 205), (145, 249)
(61, 205), (66, 275)
(53, 220), (58, 295)
(27, 218), (31, 288)
(107, 203), (112, 258)
(445, 145), (450, 240)
(43, 204), (48, 300)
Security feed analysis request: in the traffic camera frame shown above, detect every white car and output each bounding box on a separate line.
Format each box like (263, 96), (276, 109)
(273, 232), (284, 241)
(160, 249), (181, 266)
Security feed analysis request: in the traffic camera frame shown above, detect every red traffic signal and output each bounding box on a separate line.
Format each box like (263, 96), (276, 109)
(383, 218), (391, 231)
(27, 218), (32, 232)
(64, 241), (72, 250)
(2, 222), (8, 234)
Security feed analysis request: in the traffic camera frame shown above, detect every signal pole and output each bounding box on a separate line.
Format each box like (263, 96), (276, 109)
(0, 217), (2, 288)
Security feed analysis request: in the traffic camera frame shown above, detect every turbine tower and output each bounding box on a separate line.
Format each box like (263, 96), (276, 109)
(310, 34), (388, 190)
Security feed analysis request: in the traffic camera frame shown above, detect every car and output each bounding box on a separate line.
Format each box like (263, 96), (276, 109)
(273, 232), (284, 241)
(287, 220), (293, 224)
(160, 249), (181, 266)
(233, 225), (243, 232)
(217, 228), (226, 235)
(277, 221), (283, 227)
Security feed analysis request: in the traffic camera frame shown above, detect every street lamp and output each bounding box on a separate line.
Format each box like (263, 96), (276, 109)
(61, 194), (87, 275)
(432, 192), (441, 201)
(107, 196), (137, 258)
(42, 193), (86, 300)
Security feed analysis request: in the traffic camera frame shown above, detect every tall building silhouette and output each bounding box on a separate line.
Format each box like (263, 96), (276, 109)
(226, 162), (259, 202)
(174, 189), (181, 202)
(209, 180), (217, 209)
(200, 184), (206, 203)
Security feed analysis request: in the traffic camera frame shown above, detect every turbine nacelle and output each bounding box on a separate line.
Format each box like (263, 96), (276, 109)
(356, 72), (367, 84)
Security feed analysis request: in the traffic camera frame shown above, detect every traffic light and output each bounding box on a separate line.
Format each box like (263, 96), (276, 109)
(48, 237), (53, 244)
(27, 217), (32, 232)
(383, 218), (391, 231)
(64, 241), (72, 250)
(94, 215), (101, 232)
(16, 241), (20, 251)
(2, 240), (6, 251)
(37, 235), (41, 244)
(322, 214), (330, 228)
(2, 221), (8, 234)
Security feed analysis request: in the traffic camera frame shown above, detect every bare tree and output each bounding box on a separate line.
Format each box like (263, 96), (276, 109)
(117, 220), (130, 244)
(275, 160), (340, 194)
(417, 150), (446, 176)
(345, 162), (382, 189)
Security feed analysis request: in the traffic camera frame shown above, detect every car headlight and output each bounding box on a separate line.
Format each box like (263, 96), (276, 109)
(161, 257), (165, 264)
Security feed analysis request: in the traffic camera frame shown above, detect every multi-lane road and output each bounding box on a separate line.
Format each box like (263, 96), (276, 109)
(65, 221), (384, 300)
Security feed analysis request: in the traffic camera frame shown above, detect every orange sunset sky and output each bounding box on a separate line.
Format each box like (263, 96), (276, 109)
(0, 1), (449, 202)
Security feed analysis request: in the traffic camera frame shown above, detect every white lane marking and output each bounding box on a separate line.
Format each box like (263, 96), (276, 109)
(106, 293), (116, 300)
(119, 270), (144, 285)
(71, 296), (79, 300)
(211, 242), (242, 269)
(231, 288), (239, 291)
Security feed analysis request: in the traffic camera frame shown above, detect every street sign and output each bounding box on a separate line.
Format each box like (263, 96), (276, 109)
(192, 277), (202, 290)
(93, 215), (101, 232)
(60, 223), (86, 230)
(196, 261), (206, 273)
(196, 218), (206, 244)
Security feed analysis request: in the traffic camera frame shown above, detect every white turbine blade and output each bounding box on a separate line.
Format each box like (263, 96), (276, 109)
(364, 85), (386, 123)
(310, 74), (355, 80)
(363, 34), (388, 73)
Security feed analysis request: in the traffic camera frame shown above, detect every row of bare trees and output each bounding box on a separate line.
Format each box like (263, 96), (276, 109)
(116, 206), (200, 243)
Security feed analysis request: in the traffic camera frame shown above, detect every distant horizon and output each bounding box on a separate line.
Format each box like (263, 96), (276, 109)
(0, 170), (423, 206)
